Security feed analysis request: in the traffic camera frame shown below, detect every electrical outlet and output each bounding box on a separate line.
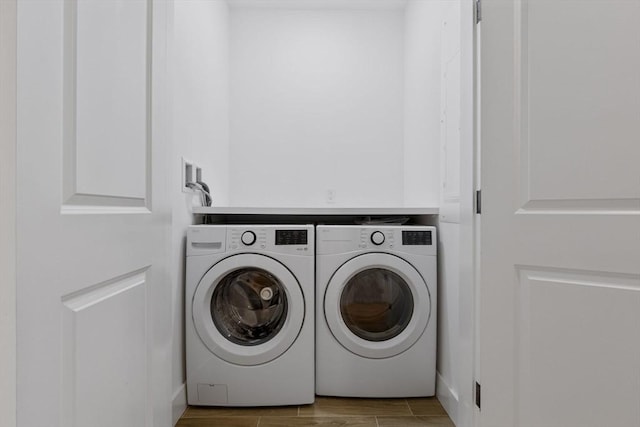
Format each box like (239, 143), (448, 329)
(182, 157), (194, 193)
(326, 189), (336, 204)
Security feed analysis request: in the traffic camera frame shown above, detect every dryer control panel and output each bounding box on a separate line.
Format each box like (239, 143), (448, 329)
(317, 225), (436, 256)
(360, 228), (395, 249)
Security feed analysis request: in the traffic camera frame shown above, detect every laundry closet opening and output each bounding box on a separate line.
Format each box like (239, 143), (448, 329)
(172, 0), (475, 425)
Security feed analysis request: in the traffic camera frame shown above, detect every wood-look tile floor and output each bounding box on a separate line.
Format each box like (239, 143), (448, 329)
(177, 396), (454, 427)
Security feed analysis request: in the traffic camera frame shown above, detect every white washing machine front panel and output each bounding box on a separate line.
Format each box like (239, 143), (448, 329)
(186, 224), (314, 406)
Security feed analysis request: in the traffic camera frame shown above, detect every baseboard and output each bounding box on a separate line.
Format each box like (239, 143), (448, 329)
(172, 384), (187, 426)
(436, 371), (459, 426)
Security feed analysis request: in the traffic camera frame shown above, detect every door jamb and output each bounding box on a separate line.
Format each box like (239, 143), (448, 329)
(0, 0), (18, 426)
(472, 0), (481, 425)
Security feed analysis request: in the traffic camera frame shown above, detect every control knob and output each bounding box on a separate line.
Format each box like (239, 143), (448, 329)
(370, 231), (385, 246)
(241, 231), (256, 246)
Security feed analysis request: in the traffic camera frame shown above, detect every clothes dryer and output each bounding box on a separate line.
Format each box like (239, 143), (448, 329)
(186, 225), (314, 406)
(316, 225), (437, 397)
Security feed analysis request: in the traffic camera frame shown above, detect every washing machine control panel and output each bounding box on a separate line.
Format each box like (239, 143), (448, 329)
(354, 227), (437, 255)
(227, 226), (314, 255)
(275, 229), (308, 246)
(370, 231), (385, 245)
(230, 228), (268, 250)
(241, 231), (257, 246)
(402, 230), (432, 246)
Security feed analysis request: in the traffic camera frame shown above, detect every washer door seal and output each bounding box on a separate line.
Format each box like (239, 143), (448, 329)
(193, 254), (305, 366)
(324, 253), (431, 359)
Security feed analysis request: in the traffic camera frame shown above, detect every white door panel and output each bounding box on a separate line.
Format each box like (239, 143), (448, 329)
(515, 268), (640, 426)
(72, 0), (149, 200)
(62, 271), (148, 427)
(16, 1), (171, 426)
(517, 1), (640, 209)
(480, 1), (640, 426)
(63, 0), (150, 208)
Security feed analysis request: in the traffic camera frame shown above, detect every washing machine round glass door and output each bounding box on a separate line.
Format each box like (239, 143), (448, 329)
(192, 254), (305, 366)
(324, 253), (431, 359)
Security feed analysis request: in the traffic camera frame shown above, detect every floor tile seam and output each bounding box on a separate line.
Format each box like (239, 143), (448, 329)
(404, 398), (415, 416)
(377, 415), (447, 418)
(410, 412), (449, 417)
(261, 415), (379, 418)
(267, 414), (387, 418)
(414, 414), (450, 417)
(186, 413), (396, 418)
(185, 414), (405, 419)
(181, 415), (298, 419)
(183, 412), (439, 418)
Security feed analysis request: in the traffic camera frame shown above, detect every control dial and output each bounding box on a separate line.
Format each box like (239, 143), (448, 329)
(241, 231), (256, 246)
(370, 231), (385, 246)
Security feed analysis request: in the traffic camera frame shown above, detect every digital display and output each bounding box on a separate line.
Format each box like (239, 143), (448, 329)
(275, 230), (308, 245)
(402, 230), (432, 246)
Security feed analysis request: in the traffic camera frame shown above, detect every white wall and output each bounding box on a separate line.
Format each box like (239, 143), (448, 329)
(437, 221), (461, 419)
(432, 3), (462, 420)
(403, 0), (444, 207)
(404, 2), (475, 426)
(171, 0), (230, 423)
(439, 0), (462, 224)
(0, 0), (17, 425)
(228, 5), (406, 207)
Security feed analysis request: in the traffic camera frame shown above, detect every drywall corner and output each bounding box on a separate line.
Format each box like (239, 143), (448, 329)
(171, 0), (231, 410)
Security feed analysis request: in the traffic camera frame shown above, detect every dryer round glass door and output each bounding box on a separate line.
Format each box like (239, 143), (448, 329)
(193, 254), (305, 366)
(340, 268), (414, 342)
(324, 253), (431, 359)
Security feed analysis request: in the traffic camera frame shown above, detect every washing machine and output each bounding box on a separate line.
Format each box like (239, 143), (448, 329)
(186, 224), (315, 406)
(316, 225), (437, 397)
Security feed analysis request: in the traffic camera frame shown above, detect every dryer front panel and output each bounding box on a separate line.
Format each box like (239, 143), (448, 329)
(324, 253), (431, 359)
(193, 254), (305, 366)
